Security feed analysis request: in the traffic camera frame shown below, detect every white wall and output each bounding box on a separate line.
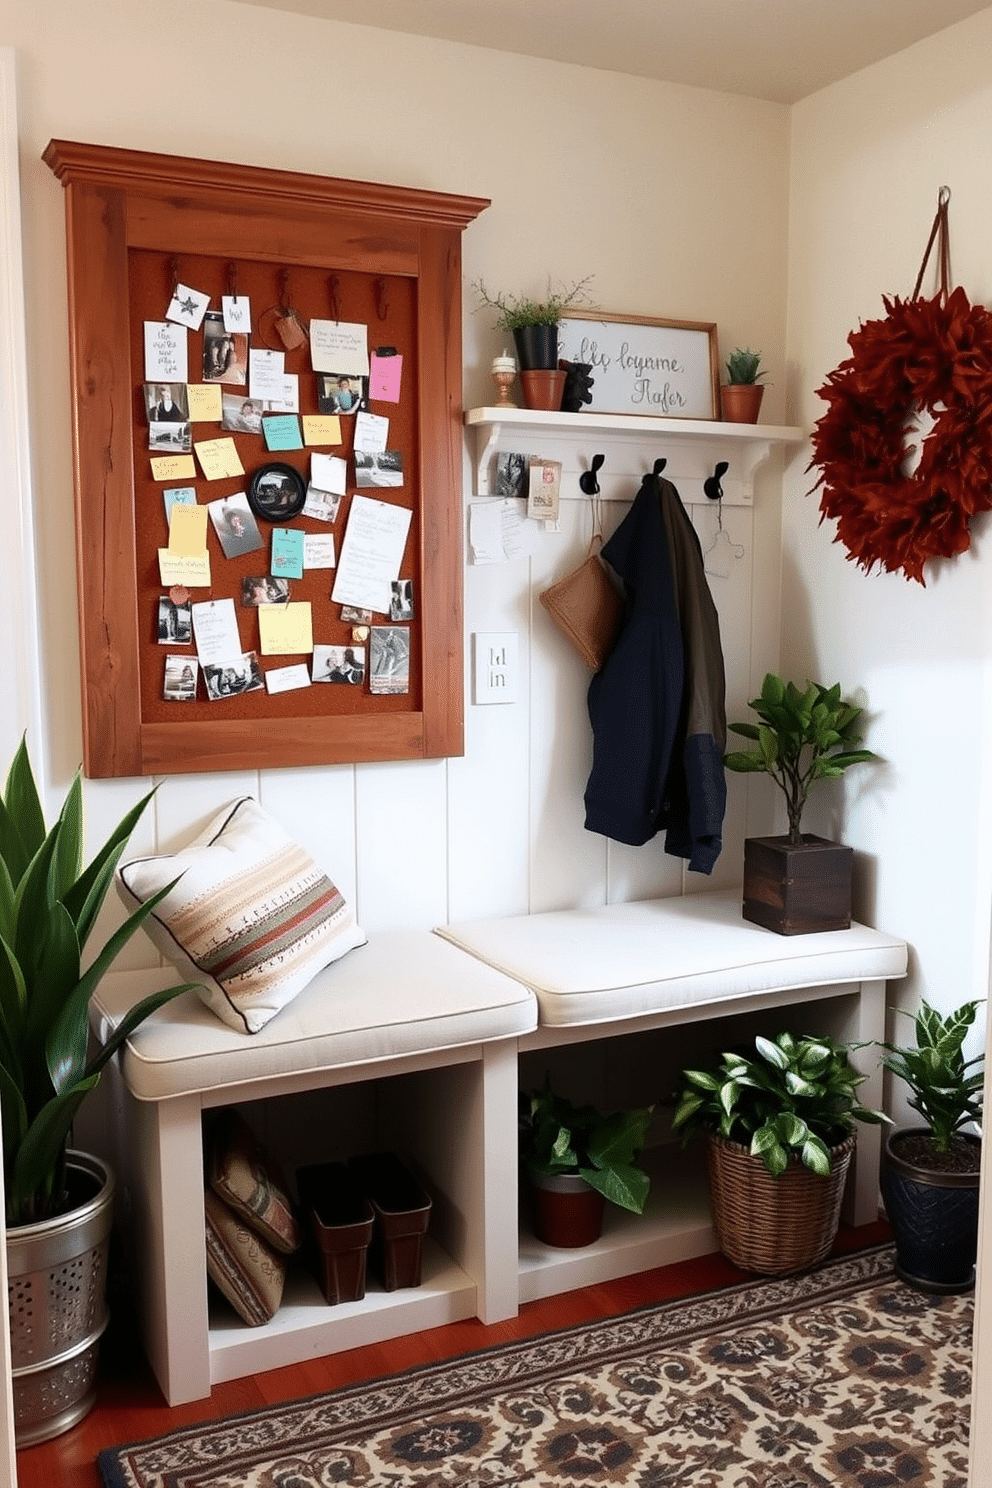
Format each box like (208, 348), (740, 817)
(2, 0), (790, 948)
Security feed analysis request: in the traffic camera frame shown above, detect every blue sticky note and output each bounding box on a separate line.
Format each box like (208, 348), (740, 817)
(163, 486), (197, 521)
(263, 415), (304, 451)
(271, 527), (305, 580)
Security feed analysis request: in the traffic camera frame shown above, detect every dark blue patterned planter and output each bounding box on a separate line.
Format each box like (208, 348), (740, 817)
(881, 1127), (981, 1294)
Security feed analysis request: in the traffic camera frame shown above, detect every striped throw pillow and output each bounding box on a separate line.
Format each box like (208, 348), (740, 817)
(117, 797), (367, 1033)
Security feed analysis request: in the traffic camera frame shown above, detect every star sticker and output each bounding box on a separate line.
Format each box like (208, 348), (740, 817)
(178, 295), (197, 318)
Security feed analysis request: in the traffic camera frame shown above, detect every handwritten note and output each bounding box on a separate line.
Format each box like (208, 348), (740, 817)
(311, 452), (348, 494)
(191, 598), (242, 665)
(302, 414), (342, 446)
(151, 454), (197, 482)
(222, 295), (252, 333)
(145, 321), (188, 382)
(262, 415), (304, 451)
(271, 527), (305, 580)
(369, 351), (402, 402)
(168, 503), (207, 555)
(163, 486), (196, 521)
(353, 411), (389, 454)
(158, 550), (212, 587)
(310, 319), (369, 375)
(195, 438), (245, 480)
(303, 533), (336, 569)
(258, 602), (314, 656)
(331, 495), (412, 612)
(249, 348), (285, 400)
(186, 383), (223, 422)
(264, 664), (311, 694)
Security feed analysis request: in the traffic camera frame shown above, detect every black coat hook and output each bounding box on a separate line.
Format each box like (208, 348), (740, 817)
(703, 461), (729, 501)
(579, 453), (605, 496)
(653, 458), (667, 476)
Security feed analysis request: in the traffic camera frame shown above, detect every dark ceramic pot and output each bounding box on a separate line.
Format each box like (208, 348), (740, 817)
(513, 323), (558, 372)
(528, 1170), (605, 1248)
(881, 1127), (981, 1293)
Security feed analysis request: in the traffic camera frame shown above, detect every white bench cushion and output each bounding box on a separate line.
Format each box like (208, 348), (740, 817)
(91, 930), (536, 1102)
(436, 888), (907, 1029)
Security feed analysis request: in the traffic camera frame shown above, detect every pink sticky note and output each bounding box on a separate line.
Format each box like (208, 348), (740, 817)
(369, 352), (402, 403)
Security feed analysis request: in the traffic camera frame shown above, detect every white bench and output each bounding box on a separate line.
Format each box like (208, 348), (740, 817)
(92, 888), (907, 1405)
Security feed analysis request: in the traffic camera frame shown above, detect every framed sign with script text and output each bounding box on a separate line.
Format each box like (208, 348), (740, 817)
(558, 311), (719, 420)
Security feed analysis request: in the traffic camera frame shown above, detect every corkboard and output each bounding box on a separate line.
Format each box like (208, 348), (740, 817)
(43, 139), (488, 778)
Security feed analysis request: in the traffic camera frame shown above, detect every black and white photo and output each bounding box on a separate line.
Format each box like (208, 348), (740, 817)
(202, 651), (265, 700)
(157, 595), (192, 644)
(369, 625), (410, 694)
(312, 644), (366, 685)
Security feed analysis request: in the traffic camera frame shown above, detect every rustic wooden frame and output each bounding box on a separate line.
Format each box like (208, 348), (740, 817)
(557, 310), (720, 420)
(44, 139), (487, 778)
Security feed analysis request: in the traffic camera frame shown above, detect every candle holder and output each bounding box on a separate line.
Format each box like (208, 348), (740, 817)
(491, 354), (517, 408)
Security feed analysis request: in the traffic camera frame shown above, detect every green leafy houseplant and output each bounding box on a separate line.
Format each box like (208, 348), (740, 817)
(724, 347), (767, 384)
(724, 673), (878, 845)
(473, 274), (594, 333)
(519, 1077), (652, 1214)
(880, 999), (984, 1166)
(0, 737), (196, 1225)
(672, 1031), (886, 1177)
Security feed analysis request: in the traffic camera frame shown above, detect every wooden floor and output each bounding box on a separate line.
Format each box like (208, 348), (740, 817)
(15, 1219), (891, 1487)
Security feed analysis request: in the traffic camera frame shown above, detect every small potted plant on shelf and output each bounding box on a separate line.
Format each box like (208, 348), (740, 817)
(721, 346), (767, 423)
(1, 736), (197, 1445)
(879, 998), (984, 1293)
(474, 274), (593, 409)
(673, 1031), (886, 1274)
(724, 672), (879, 934)
(519, 1077), (652, 1248)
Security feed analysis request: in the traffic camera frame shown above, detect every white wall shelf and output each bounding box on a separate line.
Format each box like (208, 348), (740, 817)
(465, 406), (804, 505)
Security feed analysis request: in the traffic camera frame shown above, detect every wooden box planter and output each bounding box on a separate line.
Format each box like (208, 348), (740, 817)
(742, 835), (853, 936)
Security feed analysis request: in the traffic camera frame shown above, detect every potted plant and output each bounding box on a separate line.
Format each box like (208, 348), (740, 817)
(673, 1031), (886, 1274)
(879, 999), (984, 1293)
(519, 1077), (652, 1247)
(0, 736), (196, 1444)
(720, 346), (767, 422)
(724, 672), (879, 934)
(474, 275), (593, 409)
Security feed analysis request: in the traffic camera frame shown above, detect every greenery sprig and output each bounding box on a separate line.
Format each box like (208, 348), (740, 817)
(473, 275), (594, 333)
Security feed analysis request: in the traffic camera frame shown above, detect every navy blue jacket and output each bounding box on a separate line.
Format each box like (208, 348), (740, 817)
(583, 474), (727, 874)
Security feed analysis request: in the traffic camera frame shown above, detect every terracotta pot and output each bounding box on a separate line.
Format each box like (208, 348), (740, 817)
(520, 370), (567, 411)
(720, 383), (764, 423)
(529, 1171), (605, 1248)
(881, 1127), (981, 1293)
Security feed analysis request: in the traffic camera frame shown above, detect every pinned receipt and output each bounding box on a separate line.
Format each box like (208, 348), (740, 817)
(468, 499), (543, 564)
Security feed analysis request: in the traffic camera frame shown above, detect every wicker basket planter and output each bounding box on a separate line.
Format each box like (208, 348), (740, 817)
(706, 1131), (854, 1275)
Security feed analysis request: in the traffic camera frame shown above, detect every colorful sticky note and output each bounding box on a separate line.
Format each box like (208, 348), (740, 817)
(151, 454), (197, 482)
(257, 602), (314, 656)
(186, 383), (223, 422)
(262, 415), (304, 451)
(194, 437), (245, 480)
(369, 351), (403, 402)
(270, 527), (305, 580)
(157, 550), (211, 587)
(163, 486), (197, 521)
(168, 503), (207, 555)
(301, 414), (342, 446)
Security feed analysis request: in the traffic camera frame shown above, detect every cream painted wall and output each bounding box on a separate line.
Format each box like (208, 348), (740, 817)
(2, 0), (790, 939)
(785, 16), (992, 1482)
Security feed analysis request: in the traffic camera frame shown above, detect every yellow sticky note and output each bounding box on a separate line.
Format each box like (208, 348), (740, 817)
(257, 602), (314, 656)
(194, 437), (245, 480)
(151, 454), (197, 482)
(302, 414), (342, 446)
(186, 383), (223, 422)
(168, 503), (207, 555)
(157, 549), (212, 587)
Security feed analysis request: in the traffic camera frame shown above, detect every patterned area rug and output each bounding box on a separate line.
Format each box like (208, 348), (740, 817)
(98, 1245), (972, 1488)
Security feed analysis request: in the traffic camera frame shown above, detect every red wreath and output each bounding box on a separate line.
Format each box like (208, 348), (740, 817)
(809, 200), (992, 585)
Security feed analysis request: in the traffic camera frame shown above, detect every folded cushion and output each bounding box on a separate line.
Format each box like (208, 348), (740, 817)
(208, 1109), (300, 1254)
(204, 1188), (286, 1326)
(116, 797), (367, 1033)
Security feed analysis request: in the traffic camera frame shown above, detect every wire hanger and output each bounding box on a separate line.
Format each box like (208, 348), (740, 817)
(703, 492), (745, 579)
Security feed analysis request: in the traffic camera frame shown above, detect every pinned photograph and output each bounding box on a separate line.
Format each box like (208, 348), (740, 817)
(202, 652), (265, 700)
(207, 492), (265, 558)
(312, 644), (365, 685)
(145, 383), (192, 453)
(222, 393), (264, 434)
(495, 451), (528, 498)
(163, 656), (198, 702)
(354, 449), (403, 488)
(157, 595), (192, 645)
(369, 626), (410, 695)
(303, 484), (342, 523)
(528, 458), (562, 521)
(340, 604), (373, 624)
(202, 310), (248, 384)
(241, 575), (291, 607)
(317, 373), (367, 415)
(389, 579), (415, 621)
